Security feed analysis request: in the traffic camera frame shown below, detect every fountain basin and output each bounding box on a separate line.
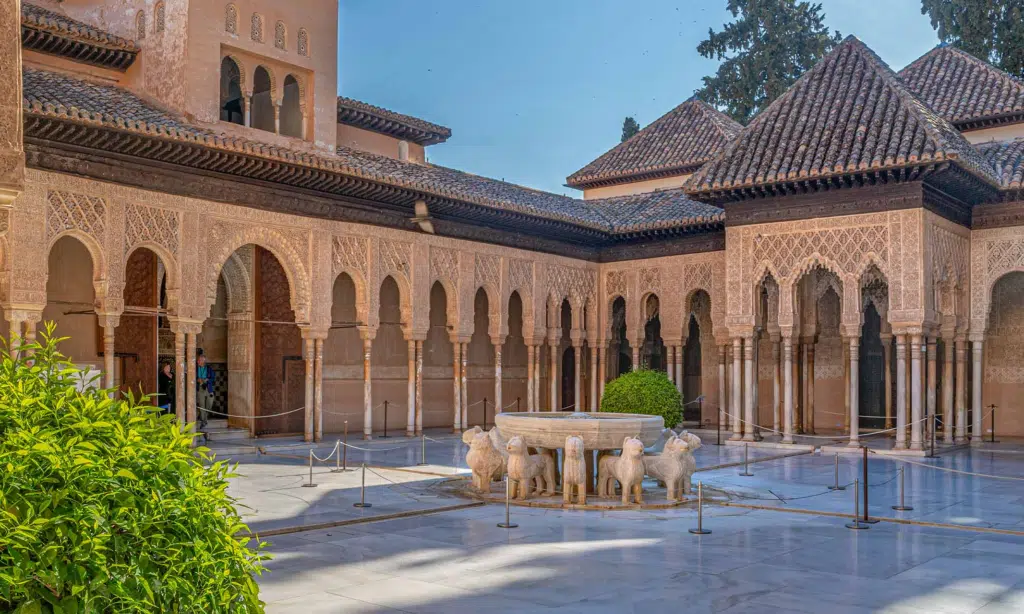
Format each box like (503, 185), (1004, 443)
(493, 411), (665, 450)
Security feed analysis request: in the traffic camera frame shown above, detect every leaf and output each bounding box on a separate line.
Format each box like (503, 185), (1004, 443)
(115, 469), (138, 481)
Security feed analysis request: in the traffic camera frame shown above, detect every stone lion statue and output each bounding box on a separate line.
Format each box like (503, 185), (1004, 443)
(562, 435), (587, 505)
(677, 430), (702, 495)
(505, 435), (555, 500)
(643, 435), (691, 501)
(598, 436), (646, 505)
(463, 426), (505, 493)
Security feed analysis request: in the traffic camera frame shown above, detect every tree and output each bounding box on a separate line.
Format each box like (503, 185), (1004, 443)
(696, 0), (842, 124)
(921, 0), (1024, 78)
(621, 116), (640, 142)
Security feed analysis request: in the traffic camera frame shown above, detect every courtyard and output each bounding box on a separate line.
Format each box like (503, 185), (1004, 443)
(220, 436), (1024, 613)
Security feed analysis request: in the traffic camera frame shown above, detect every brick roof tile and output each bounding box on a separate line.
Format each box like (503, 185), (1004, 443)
(337, 96), (451, 145)
(976, 138), (1024, 190)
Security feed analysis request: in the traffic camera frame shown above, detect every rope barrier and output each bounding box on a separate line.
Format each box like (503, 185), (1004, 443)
(340, 440), (418, 453)
(202, 406), (305, 420)
(503, 399), (519, 410)
(310, 440), (341, 463)
(721, 410), (930, 441)
(867, 448), (1024, 482)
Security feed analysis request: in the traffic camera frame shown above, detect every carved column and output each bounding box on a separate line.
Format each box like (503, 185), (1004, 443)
(314, 337), (324, 442)
(493, 337), (504, 415)
(718, 344), (727, 431)
(360, 329), (374, 440)
(534, 342), (543, 412)
(926, 338), (938, 445)
(731, 337), (742, 440)
(971, 338), (983, 441)
(895, 334), (907, 449)
(597, 345), (606, 401)
(910, 334), (923, 450)
(6, 316), (21, 357)
(407, 339), (417, 437)
(783, 336), (794, 444)
(572, 341), (582, 411)
(302, 336), (315, 442)
(806, 343), (815, 434)
(843, 342), (850, 431)
(590, 344), (599, 411)
(632, 345), (640, 374)
(772, 336), (781, 434)
(22, 312), (40, 350)
(415, 339), (423, 433)
(955, 337), (967, 442)
(847, 336), (860, 446)
(743, 333), (755, 441)
(526, 343), (535, 412)
(452, 339), (461, 430)
(243, 93), (252, 127)
(0, 0), (25, 207)
(461, 342), (469, 427)
(273, 102), (281, 134)
(174, 330), (185, 424)
(942, 336), (954, 444)
(186, 331), (198, 427)
(881, 334), (893, 429)
(550, 343), (558, 411)
(800, 342), (809, 434)
(101, 321), (117, 392)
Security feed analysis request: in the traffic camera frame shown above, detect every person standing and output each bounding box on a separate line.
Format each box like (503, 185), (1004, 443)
(196, 352), (215, 429)
(158, 362), (175, 416)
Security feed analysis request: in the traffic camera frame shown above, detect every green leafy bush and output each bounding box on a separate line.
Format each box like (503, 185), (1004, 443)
(600, 369), (682, 428)
(0, 326), (266, 613)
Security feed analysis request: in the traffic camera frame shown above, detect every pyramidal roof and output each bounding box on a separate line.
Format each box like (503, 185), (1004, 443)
(566, 99), (742, 189)
(687, 36), (999, 196)
(899, 45), (1024, 129)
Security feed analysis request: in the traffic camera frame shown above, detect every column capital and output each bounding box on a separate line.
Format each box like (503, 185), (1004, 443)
(299, 325), (330, 340)
(357, 325), (377, 341)
(168, 317), (203, 335)
(490, 334), (507, 347)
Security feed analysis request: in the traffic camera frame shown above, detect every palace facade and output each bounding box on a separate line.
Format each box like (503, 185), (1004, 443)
(3, 1), (1024, 449)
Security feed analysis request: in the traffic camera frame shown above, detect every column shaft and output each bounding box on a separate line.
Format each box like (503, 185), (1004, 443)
(843, 342), (850, 431)
(971, 340), (983, 440)
(550, 343), (558, 411)
(718, 344), (727, 431)
(590, 345), (599, 411)
(772, 339), (781, 434)
(882, 337), (893, 429)
(573, 344), (582, 411)
(186, 332), (197, 427)
(675, 345), (684, 397)
(494, 342), (503, 415)
(910, 334), (923, 450)
(415, 340), (424, 433)
(407, 339), (417, 437)
(362, 338), (372, 439)
(314, 338), (324, 442)
(743, 335), (755, 441)
(942, 338), (954, 444)
(460, 342), (469, 427)
(452, 342), (461, 430)
(895, 335), (907, 449)
(174, 331), (186, 425)
(103, 327), (116, 391)
(806, 345), (816, 434)
(926, 339), (937, 445)
(526, 344), (535, 412)
(848, 337), (860, 446)
(731, 337), (742, 440)
(955, 339), (967, 442)
(783, 337), (794, 443)
(597, 346), (606, 400)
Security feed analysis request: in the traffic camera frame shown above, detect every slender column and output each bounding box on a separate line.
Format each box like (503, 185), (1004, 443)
(23, 316), (38, 350)
(526, 344), (535, 412)
(800, 343), (809, 434)
(772, 337), (781, 434)
(895, 334), (907, 449)
(452, 342), (462, 430)
(843, 342), (851, 431)
(724, 343), (732, 430)
(303, 337), (315, 442)
(174, 331), (186, 424)
(743, 334), (755, 441)
(731, 337), (742, 440)
(550, 343), (558, 411)
(942, 338), (954, 444)
(955, 338), (967, 442)
(243, 94), (252, 127)
(718, 344), (727, 431)
(314, 338), (324, 442)
(7, 317), (22, 358)
(751, 335), (760, 434)
(910, 334), (923, 450)
(926, 338), (938, 445)
(415, 340), (424, 433)
(971, 339), (983, 441)
(407, 339), (417, 437)
(675, 344), (684, 396)
(590, 345), (599, 411)
(597, 346), (606, 400)
(806, 344), (815, 434)
(186, 332), (197, 426)
(783, 337), (794, 443)
(571, 342), (582, 410)
(494, 341), (503, 415)
(881, 335), (893, 429)
(534, 342), (542, 411)
(666, 345), (675, 384)
(103, 327), (116, 391)
(848, 336), (860, 446)
(461, 342), (469, 427)
(362, 335), (373, 439)
(632, 346), (640, 373)
(273, 102), (281, 134)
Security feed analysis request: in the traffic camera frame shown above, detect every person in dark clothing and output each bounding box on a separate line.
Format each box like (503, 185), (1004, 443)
(158, 362), (175, 416)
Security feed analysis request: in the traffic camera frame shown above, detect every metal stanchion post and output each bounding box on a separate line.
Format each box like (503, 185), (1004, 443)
(892, 466), (913, 511)
(483, 397), (488, 430)
(342, 420), (349, 471)
(516, 396), (521, 412)
(845, 479), (869, 530)
(417, 431), (427, 466)
(332, 439), (343, 473)
(716, 406), (722, 446)
(861, 445), (878, 523)
(381, 400), (389, 439)
(931, 412), (937, 457)
(353, 463), (372, 508)
(739, 443), (753, 476)
(497, 475), (518, 529)
(302, 450), (318, 488)
(688, 481), (711, 535)
(828, 452), (845, 490)
(989, 404), (998, 443)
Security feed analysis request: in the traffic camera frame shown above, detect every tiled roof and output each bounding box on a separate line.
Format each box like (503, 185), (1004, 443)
(687, 36), (1000, 196)
(337, 97), (451, 146)
(567, 99), (742, 189)
(22, 3), (139, 71)
(899, 45), (1024, 129)
(21, 67), (717, 234)
(588, 189), (724, 234)
(976, 138), (1024, 189)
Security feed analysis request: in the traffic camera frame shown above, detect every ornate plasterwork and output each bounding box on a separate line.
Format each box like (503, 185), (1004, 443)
(548, 264), (595, 305)
(475, 253), (500, 294)
(606, 270), (626, 300)
(972, 225), (1024, 335)
(379, 238), (412, 283)
(333, 234), (368, 280)
(985, 272), (1024, 383)
(638, 267), (661, 297)
(124, 203), (179, 258)
(508, 258), (533, 296)
(46, 189), (106, 243)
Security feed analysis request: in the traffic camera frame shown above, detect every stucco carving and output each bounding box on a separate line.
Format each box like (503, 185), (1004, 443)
(547, 263), (595, 304)
(606, 270), (626, 299)
(475, 253), (500, 294)
(333, 234), (368, 279)
(972, 226), (1024, 335)
(46, 190), (106, 244)
(124, 203), (179, 257)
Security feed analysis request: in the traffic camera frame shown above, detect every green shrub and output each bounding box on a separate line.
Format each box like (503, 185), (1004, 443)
(600, 369), (682, 428)
(0, 325), (267, 613)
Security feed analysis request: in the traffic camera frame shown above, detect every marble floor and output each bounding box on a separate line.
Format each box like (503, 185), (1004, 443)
(242, 440), (1024, 613)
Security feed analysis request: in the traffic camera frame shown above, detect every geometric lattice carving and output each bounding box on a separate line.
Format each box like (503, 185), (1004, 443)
(753, 224), (888, 281)
(297, 28), (309, 57)
(379, 238), (412, 281)
(606, 270), (626, 298)
(684, 261), (714, 293)
(46, 190), (106, 241)
(124, 203), (179, 256)
(475, 253), (499, 290)
(639, 267), (661, 295)
(274, 21), (286, 50)
(155, 2), (165, 33)
(985, 272), (1024, 383)
(251, 13), (264, 42)
(429, 246), (458, 284)
(333, 235), (367, 278)
(136, 11), (145, 40)
(225, 4), (237, 34)
(986, 238), (1024, 276)
(548, 264), (595, 304)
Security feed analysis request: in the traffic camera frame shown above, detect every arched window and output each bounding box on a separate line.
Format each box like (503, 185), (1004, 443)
(280, 75), (302, 138)
(251, 66), (275, 132)
(274, 21), (286, 50)
(297, 28), (309, 57)
(136, 10), (146, 40)
(251, 13), (264, 42)
(225, 4), (237, 34)
(219, 57), (244, 125)
(155, 2), (165, 33)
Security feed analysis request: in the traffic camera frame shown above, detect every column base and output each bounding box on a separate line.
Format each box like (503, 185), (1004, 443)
(741, 434), (755, 442)
(782, 437), (794, 444)
(846, 439), (860, 447)
(730, 433), (743, 441)
(909, 443), (923, 451)
(406, 430), (415, 438)
(363, 433), (372, 441)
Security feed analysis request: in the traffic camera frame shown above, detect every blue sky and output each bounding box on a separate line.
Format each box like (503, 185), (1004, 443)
(338, 1), (940, 196)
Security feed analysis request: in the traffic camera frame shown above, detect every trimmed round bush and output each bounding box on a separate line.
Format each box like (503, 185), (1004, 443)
(600, 369), (682, 428)
(0, 326), (267, 613)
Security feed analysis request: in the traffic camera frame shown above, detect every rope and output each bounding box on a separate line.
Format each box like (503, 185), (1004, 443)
(683, 396), (705, 407)
(310, 440), (341, 463)
(503, 399), (519, 410)
(721, 410), (930, 440)
(202, 406), (305, 420)
(340, 440), (418, 453)
(867, 448), (1024, 482)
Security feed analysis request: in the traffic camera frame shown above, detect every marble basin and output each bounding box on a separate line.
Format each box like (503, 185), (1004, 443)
(493, 411), (665, 450)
